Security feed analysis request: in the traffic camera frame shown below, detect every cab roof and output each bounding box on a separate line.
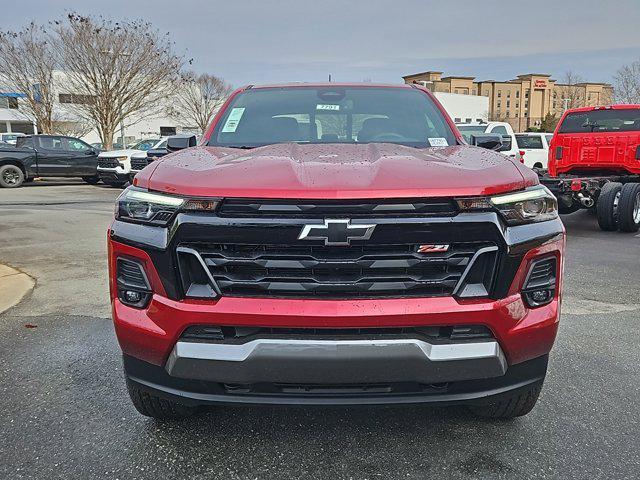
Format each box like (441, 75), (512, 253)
(246, 82), (416, 90)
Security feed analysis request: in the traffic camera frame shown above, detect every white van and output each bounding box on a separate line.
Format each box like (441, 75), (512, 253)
(515, 133), (552, 169)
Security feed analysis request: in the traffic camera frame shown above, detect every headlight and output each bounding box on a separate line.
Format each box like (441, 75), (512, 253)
(115, 187), (219, 226)
(456, 186), (558, 226)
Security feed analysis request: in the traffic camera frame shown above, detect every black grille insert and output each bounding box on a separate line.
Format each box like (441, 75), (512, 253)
(219, 198), (458, 217)
(130, 158), (149, 170)
(180, 325), (494, 343)
(179, 242), (497, 299)
(98, 158), (121, 168)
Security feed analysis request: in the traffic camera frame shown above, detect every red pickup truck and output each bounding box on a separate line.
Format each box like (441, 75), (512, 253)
(108, 83), (565, 420)
(544, 105), (640, 232)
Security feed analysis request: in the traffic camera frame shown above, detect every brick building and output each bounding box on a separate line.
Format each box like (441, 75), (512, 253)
(402, 71), (613, 132)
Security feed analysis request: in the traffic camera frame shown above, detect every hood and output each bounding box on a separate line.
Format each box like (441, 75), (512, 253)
(98, 149), (142, 158)
(139, 143), (533, 199)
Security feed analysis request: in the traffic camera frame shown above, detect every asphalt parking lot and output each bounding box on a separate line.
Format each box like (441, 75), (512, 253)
(0, 180), (638, 480)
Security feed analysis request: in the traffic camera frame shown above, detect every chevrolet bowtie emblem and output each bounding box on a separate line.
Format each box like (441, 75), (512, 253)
(298, 219), (376, 246)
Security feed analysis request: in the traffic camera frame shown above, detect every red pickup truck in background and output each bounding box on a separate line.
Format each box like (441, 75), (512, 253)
(108, 83), (565, 421)
(545, 105), (640, 232)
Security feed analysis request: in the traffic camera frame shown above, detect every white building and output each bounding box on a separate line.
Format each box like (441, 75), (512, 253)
(0, 94), (37, 135)
(432, 92), (489, 124)
(1, 71), (201, 146)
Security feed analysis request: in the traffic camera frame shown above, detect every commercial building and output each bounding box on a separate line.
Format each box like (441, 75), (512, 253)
(403, 71), (614, 132)
(0, 93), (37, 135)
(432, 92), (488, 124)
(1, 71), (200, 146)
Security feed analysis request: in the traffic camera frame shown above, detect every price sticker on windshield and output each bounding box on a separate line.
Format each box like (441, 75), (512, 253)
(316, 104), (340, 111)
(428, 137), (449, 147)
(221, 108), (246, 133)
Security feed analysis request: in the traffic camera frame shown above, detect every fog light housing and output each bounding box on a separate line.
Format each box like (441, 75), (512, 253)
(522, 257), (557, 308)
(116, 257), (152, 308)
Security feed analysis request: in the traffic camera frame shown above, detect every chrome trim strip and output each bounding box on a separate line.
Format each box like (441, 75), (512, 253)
(171, 339), (505, 364)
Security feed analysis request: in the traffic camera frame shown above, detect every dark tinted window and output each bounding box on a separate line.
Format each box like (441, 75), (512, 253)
(516, 135), (544, 149)
(209, 87), (456, 148)
(37, 136), (63, 150)
(16, 137), (33, 148)
(559, 109), (640, 133)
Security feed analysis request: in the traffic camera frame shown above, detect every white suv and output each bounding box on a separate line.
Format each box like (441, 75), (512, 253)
(97, 138), (163, 187)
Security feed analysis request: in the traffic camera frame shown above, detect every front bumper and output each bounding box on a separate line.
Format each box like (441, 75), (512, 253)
(125, 353), (547, 406)
(110, 209), (564, 406)
(166, 337), (507, 384)
(98, 165), (131, 183)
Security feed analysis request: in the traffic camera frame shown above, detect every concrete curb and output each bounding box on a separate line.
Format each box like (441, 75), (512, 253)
(0, 264), (35, 315)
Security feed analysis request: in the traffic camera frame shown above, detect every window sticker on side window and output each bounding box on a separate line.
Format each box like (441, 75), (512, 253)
(316, 104), (340, 111)
(221, 108), (246, 133)
(428, 137), (448, 147)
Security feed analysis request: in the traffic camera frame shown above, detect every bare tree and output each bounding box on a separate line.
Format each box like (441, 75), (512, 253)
(614, 59), (640, 103)
(556, 71), (586, 110)
(172, 72), (232, 133)
(53, 13), (183, 149)
(52, 120), (94, 138)
(0, 23), (57, 133)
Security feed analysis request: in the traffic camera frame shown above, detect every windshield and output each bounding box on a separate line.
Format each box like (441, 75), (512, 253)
(131, 139), (160, 151)
(559, 109), (640, 133)
(208, 87), (457, 148)
(457, 125), (488, 142)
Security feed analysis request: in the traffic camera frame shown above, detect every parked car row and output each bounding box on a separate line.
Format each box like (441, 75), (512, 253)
(0, 134), (173, 188)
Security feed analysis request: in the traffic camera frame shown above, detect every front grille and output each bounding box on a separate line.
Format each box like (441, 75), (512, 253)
(130, 158), (149, 170)
(98, 158), (121, 168)
(180, 242), (496, 299)
(219, 198), (458, 217)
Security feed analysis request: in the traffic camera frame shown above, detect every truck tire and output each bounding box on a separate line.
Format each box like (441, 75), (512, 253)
(82, 175), (100, 185)
(126, 380), (198, 420)
(617, 182), (640, 233)
(468, 382), (542, 419)
(0, 164), (25, 188)
(596, 182), (622, 231)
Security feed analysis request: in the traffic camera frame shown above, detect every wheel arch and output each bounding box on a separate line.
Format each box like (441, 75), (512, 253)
(0, 159), (28, 179)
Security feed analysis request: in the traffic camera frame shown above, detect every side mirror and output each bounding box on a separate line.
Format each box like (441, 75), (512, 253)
(166, 134), (197, 152)
(470, 134), (503, 151)
(85, 148), (97, 155)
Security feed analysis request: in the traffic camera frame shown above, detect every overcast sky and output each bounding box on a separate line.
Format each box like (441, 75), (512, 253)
(6, 0), (640, 87)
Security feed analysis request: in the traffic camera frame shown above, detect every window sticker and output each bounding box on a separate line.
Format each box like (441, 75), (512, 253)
(221, 107), (246, 133)
(316, 104), (340, 111)
(428, 137), (449, 147)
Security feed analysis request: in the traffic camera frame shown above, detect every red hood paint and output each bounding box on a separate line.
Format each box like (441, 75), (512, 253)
(136, 143), (537, 199)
